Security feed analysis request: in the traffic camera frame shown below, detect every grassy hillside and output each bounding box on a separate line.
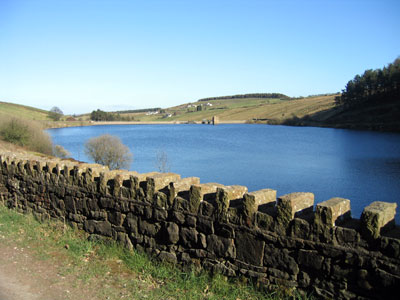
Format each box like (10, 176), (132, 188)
(121, 94), (337, 123)
(0, 101), (93, 128)
(0, 101), (52, 121)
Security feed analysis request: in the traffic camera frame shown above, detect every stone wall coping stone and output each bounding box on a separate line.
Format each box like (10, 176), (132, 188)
(316, 197), (351, 227)
(1, 151), (400, 300)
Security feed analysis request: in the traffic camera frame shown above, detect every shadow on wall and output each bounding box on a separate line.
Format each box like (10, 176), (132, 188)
(0, 151), (399, 300)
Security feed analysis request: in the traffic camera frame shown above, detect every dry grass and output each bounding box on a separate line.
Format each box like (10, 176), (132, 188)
(0, 115), (53, 155)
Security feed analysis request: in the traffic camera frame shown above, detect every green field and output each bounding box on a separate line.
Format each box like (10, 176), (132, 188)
(0, 101), (52, 121)
(0, 205), (305, 300)
(0, 94), (339, 126)
(121, 95), (337, 123)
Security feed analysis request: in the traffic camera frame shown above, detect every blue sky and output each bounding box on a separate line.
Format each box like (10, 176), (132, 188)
(1, 0), (399, 115)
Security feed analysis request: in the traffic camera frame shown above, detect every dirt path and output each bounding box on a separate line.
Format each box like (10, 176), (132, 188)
(0, 237), (99, 300)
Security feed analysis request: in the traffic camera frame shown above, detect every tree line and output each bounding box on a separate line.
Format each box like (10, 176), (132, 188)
(336, 57), (400, 107)
(90, 109), (134, 121)
(114, 108), (160, 114)
(198, 93), (290, 102)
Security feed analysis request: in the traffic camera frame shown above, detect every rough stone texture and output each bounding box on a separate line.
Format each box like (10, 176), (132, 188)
(361, 201), (397, 239)
(158, 251), (177, 264)
(316, 197), (351, 227)
(1, 152), (400, 300)
(277, 192), (314, 226)
(235, 232), (264, 266)
(146, 173), (181, 201)
(189, 183), (224, 213)
(216, 185), (247, 217)
(165, 222), (179, 244)
(243, 189), (276, 219)
(207, 234), (235, 258)
(169, 177), (199, 206)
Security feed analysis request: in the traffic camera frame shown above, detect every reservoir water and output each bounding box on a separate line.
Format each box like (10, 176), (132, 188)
(48, 124), (400, 223)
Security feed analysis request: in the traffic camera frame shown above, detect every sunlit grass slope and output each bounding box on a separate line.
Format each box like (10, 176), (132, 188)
(127, 95), (337, 123)
(0, 101), (51, 121)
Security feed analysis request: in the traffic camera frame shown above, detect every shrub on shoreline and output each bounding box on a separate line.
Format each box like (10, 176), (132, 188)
(0, 116), (53, 155)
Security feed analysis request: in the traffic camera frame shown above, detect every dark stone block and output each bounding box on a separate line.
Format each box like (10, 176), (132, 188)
(255, 212), (274, 231)
(116, 200), (130, 212)
(298, 249), (324, 270)
(85, 197), (99, 212)
(180, 227), (198, 248)
(198, 233), (207, 249)
(100, 197), (114, 209)
(144, 236), (156, 248)
(264, 244), (299, 275)
(212, 262), (236, 277)
(335, 226), (360, 246)
(185, 215), (196, 227)
(85, 220), (113, 237)
(268, 268), (290, 280)
(90, 210), (107, 221)
(153, 208), (168, 221)
(155, 191), (167, 208)
(235, 231), (264, 266)
(158, 251), (177, 264)
(132, 203), (145, 215)
(227, 207), (241, 225)
(380, 236), (400, 259)
(331, 264), (353, 279)
(171, 211), (185, 225)
(95, 220), (113, 237)
(189, 248), (208, 258)
(165, 222), (179, 244)
(207, 234), (236, 259)
(144, 206), (152, 219)
(200, 201), (214, 217)
(139, 219), (159, 237)
(298, 271), (311, 288)
(173, 196), (190, 212)
(319, 244), (344, 259)
(107, 211), (125, 226)
(376, 268), (399, 288)
(197, 217), (214, 234)
(125, 215), (138, 235)
(289, 218), (310, 239)
(64, 196), (76, 213)
(215, 223), (235, 239)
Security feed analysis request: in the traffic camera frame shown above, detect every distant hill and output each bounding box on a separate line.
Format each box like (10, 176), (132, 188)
(198, 93), (290, 102)
(115, 94), (337, 124)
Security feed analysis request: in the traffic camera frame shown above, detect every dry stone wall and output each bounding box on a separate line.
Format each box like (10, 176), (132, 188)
(0, 151), (399, 299)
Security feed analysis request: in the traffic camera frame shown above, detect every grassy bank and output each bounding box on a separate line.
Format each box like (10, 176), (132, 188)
(0, 205), (308, 300)
(102, 95), (336, 124)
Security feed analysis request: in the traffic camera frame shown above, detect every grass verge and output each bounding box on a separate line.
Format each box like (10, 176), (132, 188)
(0, 205), (309, 299)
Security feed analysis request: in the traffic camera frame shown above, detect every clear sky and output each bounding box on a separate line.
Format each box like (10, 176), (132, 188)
(1, 0), (399, 115)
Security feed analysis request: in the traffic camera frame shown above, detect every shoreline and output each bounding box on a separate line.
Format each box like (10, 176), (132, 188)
(44, 119), (399, 133)
(46, 119), (247, 129)
(90, 120), (247, 125)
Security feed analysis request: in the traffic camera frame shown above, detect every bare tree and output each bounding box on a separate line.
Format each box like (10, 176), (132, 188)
(53, 145), (70, 158)
(155, 150), (170, 173)
(84, 134), (132, 170)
